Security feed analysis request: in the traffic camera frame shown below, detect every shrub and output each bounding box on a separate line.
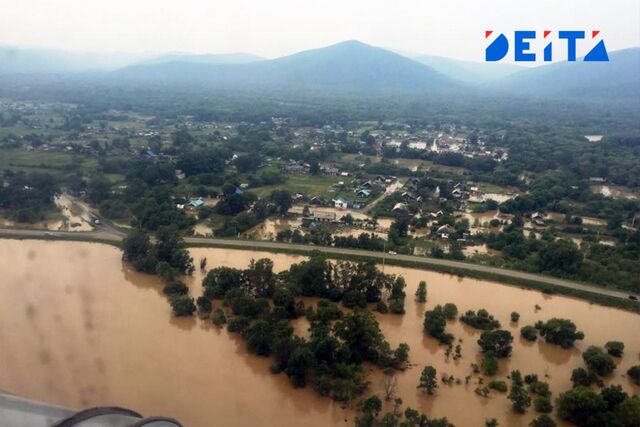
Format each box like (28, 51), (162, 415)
(442, 303), (458, 320)
(196, 296), (213, 313)
(488, 380), (508, 392)
(212, 308), (227, 327)
(628, 365), (640, 385)
(460, 309), (501, 330)
(537, 318), (584, 348)
(478, 330), (513, 358)
(529, 414), (556, 427)
(482, 353), (499, 376)
(582, 346), (616, 377)
(521, 325), (538, 341)
(170, 295), (196, 316)
(533, 396), (553, 413)
(227, 316), (251, 333)
(163, 280), (188, 296)
(604, 341), (625, 357)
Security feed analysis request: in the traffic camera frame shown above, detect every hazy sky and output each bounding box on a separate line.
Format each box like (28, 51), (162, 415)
(1, 0), (638, 61)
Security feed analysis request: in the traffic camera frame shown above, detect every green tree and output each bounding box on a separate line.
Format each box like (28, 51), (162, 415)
(170, 295), (196, 316)
(615, 396), (640, 427)
(417, 366), (438, 395)
(488, 380), (508, 392)
(211, 308), (226, 327)
(556, 386), (606, 426)
(415, 281), (427, 303)
(533, 396), (553, 413)
(582, 346), (616, 377)
(202, 266), (243, 298)
(155, 226), (194, 275)
(538, 239), (583, 275)
(442, 303), (458, 320)
(423, 305), (453, 345)
(537, 318), (584, 348)
(482, 353), (499, 376)
(529, 414), (556, 427)
(604, 341), (625, 357)
(122, 229), (158, 273)
(270, 190), (293, 215)
(570, 367), (596, 388)
(478, 330), (513, 358)
(627, 365), (640, 385)
(508, 370), (531, 413)
(245, 258), (276, 298)
(196, 295), (212, 313)
(521, 325), (538, 341)
(163, 280), (188, 296)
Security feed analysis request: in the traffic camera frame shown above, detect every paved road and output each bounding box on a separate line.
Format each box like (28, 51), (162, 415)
(1, 226), (637, 303)
(361, 179), (405, 213)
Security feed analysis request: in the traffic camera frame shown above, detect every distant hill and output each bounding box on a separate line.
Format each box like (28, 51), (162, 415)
(0, 46), (147, 74)
(492, 47), (640, 100)
(140, 52), (264, 66)
(2, 42), (637, 105)
(413, 55), (523, 84)
(116, 40), (458, 94)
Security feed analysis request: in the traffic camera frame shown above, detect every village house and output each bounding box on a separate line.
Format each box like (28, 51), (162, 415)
(309, 196), (325, 205)
(435, 224), (451, 239)
(334, 197), (349, 209)
(589, 177), (607, 184)
(303, 210), (337, 223)
(531, 212), (545, 226)
(185, 197), (204, 210)
(356, 189), (372, 198)
(392, 202), (408, 213)
(361, 180), (385, 192)
(320, 165), (340, 175)
(427, 210), (444, 220)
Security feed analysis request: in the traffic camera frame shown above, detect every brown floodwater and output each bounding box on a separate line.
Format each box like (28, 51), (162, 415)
(0, 239), (638, 427)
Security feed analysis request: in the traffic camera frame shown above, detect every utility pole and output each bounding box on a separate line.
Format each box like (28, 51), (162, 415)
(382, 240), (386, 273)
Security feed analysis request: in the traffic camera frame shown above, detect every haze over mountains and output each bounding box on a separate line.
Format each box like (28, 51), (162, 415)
(0, 40), (638, 103)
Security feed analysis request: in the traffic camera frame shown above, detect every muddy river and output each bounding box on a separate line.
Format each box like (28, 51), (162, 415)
(0, 239), (638, 426)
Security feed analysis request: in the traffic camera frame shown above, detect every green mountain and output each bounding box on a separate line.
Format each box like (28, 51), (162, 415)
(116, 40), (458, 93)
(0, 46), (146, 74)
(413, 54), (523, 84)
(493, 47), (640, 100)
(140, 52), (264, 66)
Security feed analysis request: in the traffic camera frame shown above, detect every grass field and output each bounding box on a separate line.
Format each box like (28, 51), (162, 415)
(0, 147), (126, 182)
(251, 174), (343, 198)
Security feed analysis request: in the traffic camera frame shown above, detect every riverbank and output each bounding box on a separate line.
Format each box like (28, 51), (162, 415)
(1, 228), (638, 313)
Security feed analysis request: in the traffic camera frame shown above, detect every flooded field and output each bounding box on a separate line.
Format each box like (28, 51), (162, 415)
(1, 193), (94, 232)
(591, 184), (639, 201)
(243, 217), (303, 240)
(1, 239), (638, 427)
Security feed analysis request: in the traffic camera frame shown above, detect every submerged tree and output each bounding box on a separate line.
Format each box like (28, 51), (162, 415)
(423, 305), (454, 345)
(508, 370), (531, 413)
(417, 366), (438, 395)
(582, 346), (616, 377)
(536, 318), (584, 348)
(170, 295), (196, 316)
(478, 330), (513, 358)
(415, 280), (427, 303)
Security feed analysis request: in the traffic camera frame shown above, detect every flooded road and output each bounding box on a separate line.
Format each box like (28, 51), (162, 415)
(0, 239), (638, 427)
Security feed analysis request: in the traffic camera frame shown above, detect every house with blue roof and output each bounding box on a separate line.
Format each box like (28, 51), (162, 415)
(188, 197), (204, 208)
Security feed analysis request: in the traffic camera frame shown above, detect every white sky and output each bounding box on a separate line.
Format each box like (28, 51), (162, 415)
(0, 0), (638, 61)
